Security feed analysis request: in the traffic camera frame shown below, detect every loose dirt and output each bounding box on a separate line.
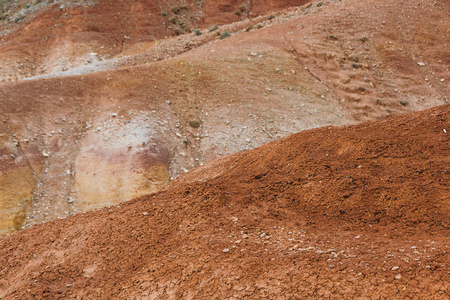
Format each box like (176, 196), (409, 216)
(0, 105), (448, 299)
(0, 0), (448, 234)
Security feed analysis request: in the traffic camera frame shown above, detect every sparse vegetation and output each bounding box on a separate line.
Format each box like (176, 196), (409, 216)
(25, 3), (31, 9)
(220, 31), (231, 39)
(172, 6), (180, 14)
(235, 3), (247, 16)
(178, 21), (189, 32)
(172, 4), (188, 14)
(173, 27), (183, 35)
(316, 2), (323, 7)
(193, 29), (202, 36)
(245, 25), (254, 32)
(352, 63), (360, 69)
(209, 24), (218, 32)
(161, 10), (168, 17)
(268, 14), (275, 20)
(169, 17), (177, 24)
(0, 0), (11, 19)
(400, 101), (408, 106)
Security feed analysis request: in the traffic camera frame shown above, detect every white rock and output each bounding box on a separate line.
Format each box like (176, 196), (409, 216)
(417, 62), (425, 66)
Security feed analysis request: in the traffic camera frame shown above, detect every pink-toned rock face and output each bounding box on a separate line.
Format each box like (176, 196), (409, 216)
(74, 123), (172, 212)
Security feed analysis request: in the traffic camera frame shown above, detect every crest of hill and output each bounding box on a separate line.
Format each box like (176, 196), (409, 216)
(0, 105), (448, 298)
(168, 104), (450, 227)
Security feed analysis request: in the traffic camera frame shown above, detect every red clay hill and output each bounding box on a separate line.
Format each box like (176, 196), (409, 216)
(0, 105), (448, 299)
(0, 0), (310, 81)
(0, 0), (448, 236)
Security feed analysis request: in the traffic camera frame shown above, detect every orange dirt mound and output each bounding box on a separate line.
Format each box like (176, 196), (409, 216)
(0, 105), (448, 299)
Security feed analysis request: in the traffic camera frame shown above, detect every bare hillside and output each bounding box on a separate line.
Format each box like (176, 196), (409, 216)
(0, 105), (448, 298)
(0, 0), (448, 235)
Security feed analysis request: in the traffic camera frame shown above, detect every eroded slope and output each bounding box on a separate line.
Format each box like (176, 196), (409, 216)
(0, 0), (449, 234)
(0, 105), (448, 299)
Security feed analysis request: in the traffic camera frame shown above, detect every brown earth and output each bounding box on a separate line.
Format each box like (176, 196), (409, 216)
(0, 0), (309, 81)
(0, 0), (449, 236)
(0, 105), (448, 299)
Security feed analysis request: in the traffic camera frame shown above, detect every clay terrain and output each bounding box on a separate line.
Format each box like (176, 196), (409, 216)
(0, 104), (449, 298)
(0, 0), (449, 298)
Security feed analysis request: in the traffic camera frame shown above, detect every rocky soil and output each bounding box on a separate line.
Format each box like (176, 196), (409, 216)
(0, 105), (448, 298)
(0, 0), (448, 235)
(0, 0), (448, 297)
